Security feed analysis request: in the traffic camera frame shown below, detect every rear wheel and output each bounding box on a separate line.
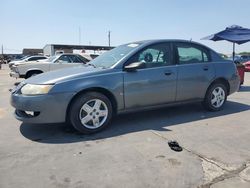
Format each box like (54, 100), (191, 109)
(203, 83), (227, 111)
(69, 92), (113, 134)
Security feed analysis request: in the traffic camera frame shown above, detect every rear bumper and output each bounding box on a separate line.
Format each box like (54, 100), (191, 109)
(11, 92), (75, 124)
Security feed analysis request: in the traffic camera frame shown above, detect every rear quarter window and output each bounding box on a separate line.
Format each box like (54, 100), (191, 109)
(210, 51), (225, 61)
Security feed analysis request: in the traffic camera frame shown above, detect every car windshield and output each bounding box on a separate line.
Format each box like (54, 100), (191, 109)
(90, 43), (141, 68)
(46, 55), (59, 62)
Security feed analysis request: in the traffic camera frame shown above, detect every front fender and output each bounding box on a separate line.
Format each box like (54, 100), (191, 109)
(50, 71), (125, 111)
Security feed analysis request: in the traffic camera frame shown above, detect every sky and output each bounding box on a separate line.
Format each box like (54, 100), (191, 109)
(1, 0), (250, 55)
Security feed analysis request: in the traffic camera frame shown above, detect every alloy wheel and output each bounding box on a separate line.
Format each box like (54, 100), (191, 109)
(211, 87), (225, 108)
(79, 99), (108, 129)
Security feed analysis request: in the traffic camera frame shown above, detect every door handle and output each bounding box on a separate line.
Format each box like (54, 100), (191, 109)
(203, 66), (209, 71)
(164, 71), (173, 76)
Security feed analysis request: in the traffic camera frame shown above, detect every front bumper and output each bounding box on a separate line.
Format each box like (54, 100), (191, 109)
(11, 92), (75, 124)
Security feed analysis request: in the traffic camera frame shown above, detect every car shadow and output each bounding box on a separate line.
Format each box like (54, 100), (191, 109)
(19, 101), (250, 144)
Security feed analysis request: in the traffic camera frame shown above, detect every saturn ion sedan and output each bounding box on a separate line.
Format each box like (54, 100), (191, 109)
(11, 40), (240, 134)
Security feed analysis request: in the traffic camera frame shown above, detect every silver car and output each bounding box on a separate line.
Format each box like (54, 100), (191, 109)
(11, 40), (240, 134)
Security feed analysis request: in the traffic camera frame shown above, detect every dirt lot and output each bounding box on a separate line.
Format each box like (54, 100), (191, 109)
(0, 64), (250, 188)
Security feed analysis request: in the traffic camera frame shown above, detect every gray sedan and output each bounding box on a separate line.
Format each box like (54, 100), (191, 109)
(11, 40), (240, 134)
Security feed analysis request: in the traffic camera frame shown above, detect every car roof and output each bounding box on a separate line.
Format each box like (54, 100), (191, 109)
(133, 39), (209, 48)
(129, 39), (219, 54)
(58, 53), (81, 56)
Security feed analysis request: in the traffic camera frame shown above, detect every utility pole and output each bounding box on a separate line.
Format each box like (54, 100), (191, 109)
(0, 45), (3, 69)
(108, 30), (111, 47)
(79, 27), (81, 45)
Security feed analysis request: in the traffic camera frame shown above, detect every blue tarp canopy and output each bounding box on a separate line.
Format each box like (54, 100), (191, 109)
(202, 25), (250, 60)
(202, 25), (250, 44)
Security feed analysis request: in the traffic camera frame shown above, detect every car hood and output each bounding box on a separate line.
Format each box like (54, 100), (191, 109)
(25, 65), (106, 84)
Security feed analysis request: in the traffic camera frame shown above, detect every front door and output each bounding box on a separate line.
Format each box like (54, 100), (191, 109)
(123, 42), (177, 109)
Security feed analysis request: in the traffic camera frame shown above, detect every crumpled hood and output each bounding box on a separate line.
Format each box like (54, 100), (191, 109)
(25, 66), (105, 84)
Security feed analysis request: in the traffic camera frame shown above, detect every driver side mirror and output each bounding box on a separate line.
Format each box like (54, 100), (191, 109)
(124, 62), (145, 72)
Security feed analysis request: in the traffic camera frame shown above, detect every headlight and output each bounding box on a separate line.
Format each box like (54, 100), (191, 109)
(21, 84), (54, 95)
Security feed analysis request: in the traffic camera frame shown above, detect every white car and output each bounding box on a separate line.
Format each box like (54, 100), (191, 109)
(9, 55), (48, 68)
(10, 54), (90, 79)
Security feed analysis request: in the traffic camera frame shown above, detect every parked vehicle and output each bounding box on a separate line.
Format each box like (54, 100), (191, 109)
(11, 39), (240, 134)
(9, 55), (48, 68)
(240, 55), (250, 63)
(228, 55), (250, 64)
(10, 53), (90, 79)
(243, 61), (250, 72)
(1, 54), (13, 64)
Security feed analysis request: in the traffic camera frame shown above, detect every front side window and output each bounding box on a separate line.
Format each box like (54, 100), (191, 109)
(126, 43), (172, 68)
(176, 43), (210, 64)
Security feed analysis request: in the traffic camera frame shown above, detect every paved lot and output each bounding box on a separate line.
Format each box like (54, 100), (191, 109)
(0, 64), (250, 188)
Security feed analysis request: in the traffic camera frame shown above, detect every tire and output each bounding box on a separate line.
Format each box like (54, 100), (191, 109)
(69, 92), (113, 134)
(203, 83), (228, 111)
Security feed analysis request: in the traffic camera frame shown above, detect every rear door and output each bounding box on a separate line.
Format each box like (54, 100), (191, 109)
(123, 42), (177, 109)
(174, 42), (215, 101)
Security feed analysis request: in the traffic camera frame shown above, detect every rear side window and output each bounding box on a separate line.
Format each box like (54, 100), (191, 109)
(176, 43), (210, 64)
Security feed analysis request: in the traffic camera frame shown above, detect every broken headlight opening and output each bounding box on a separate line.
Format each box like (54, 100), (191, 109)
(16, 110), (40, 118)
(25, 111), (40, 117)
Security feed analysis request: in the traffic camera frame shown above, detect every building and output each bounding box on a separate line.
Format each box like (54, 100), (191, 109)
(22, 48), (43, 55)
(43, 44), (114, 56)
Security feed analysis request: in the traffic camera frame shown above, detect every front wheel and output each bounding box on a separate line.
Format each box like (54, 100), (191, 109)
(69, 92), (113, 134)
(25, 71), (42, 79)
(203, 83), (227, 111)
